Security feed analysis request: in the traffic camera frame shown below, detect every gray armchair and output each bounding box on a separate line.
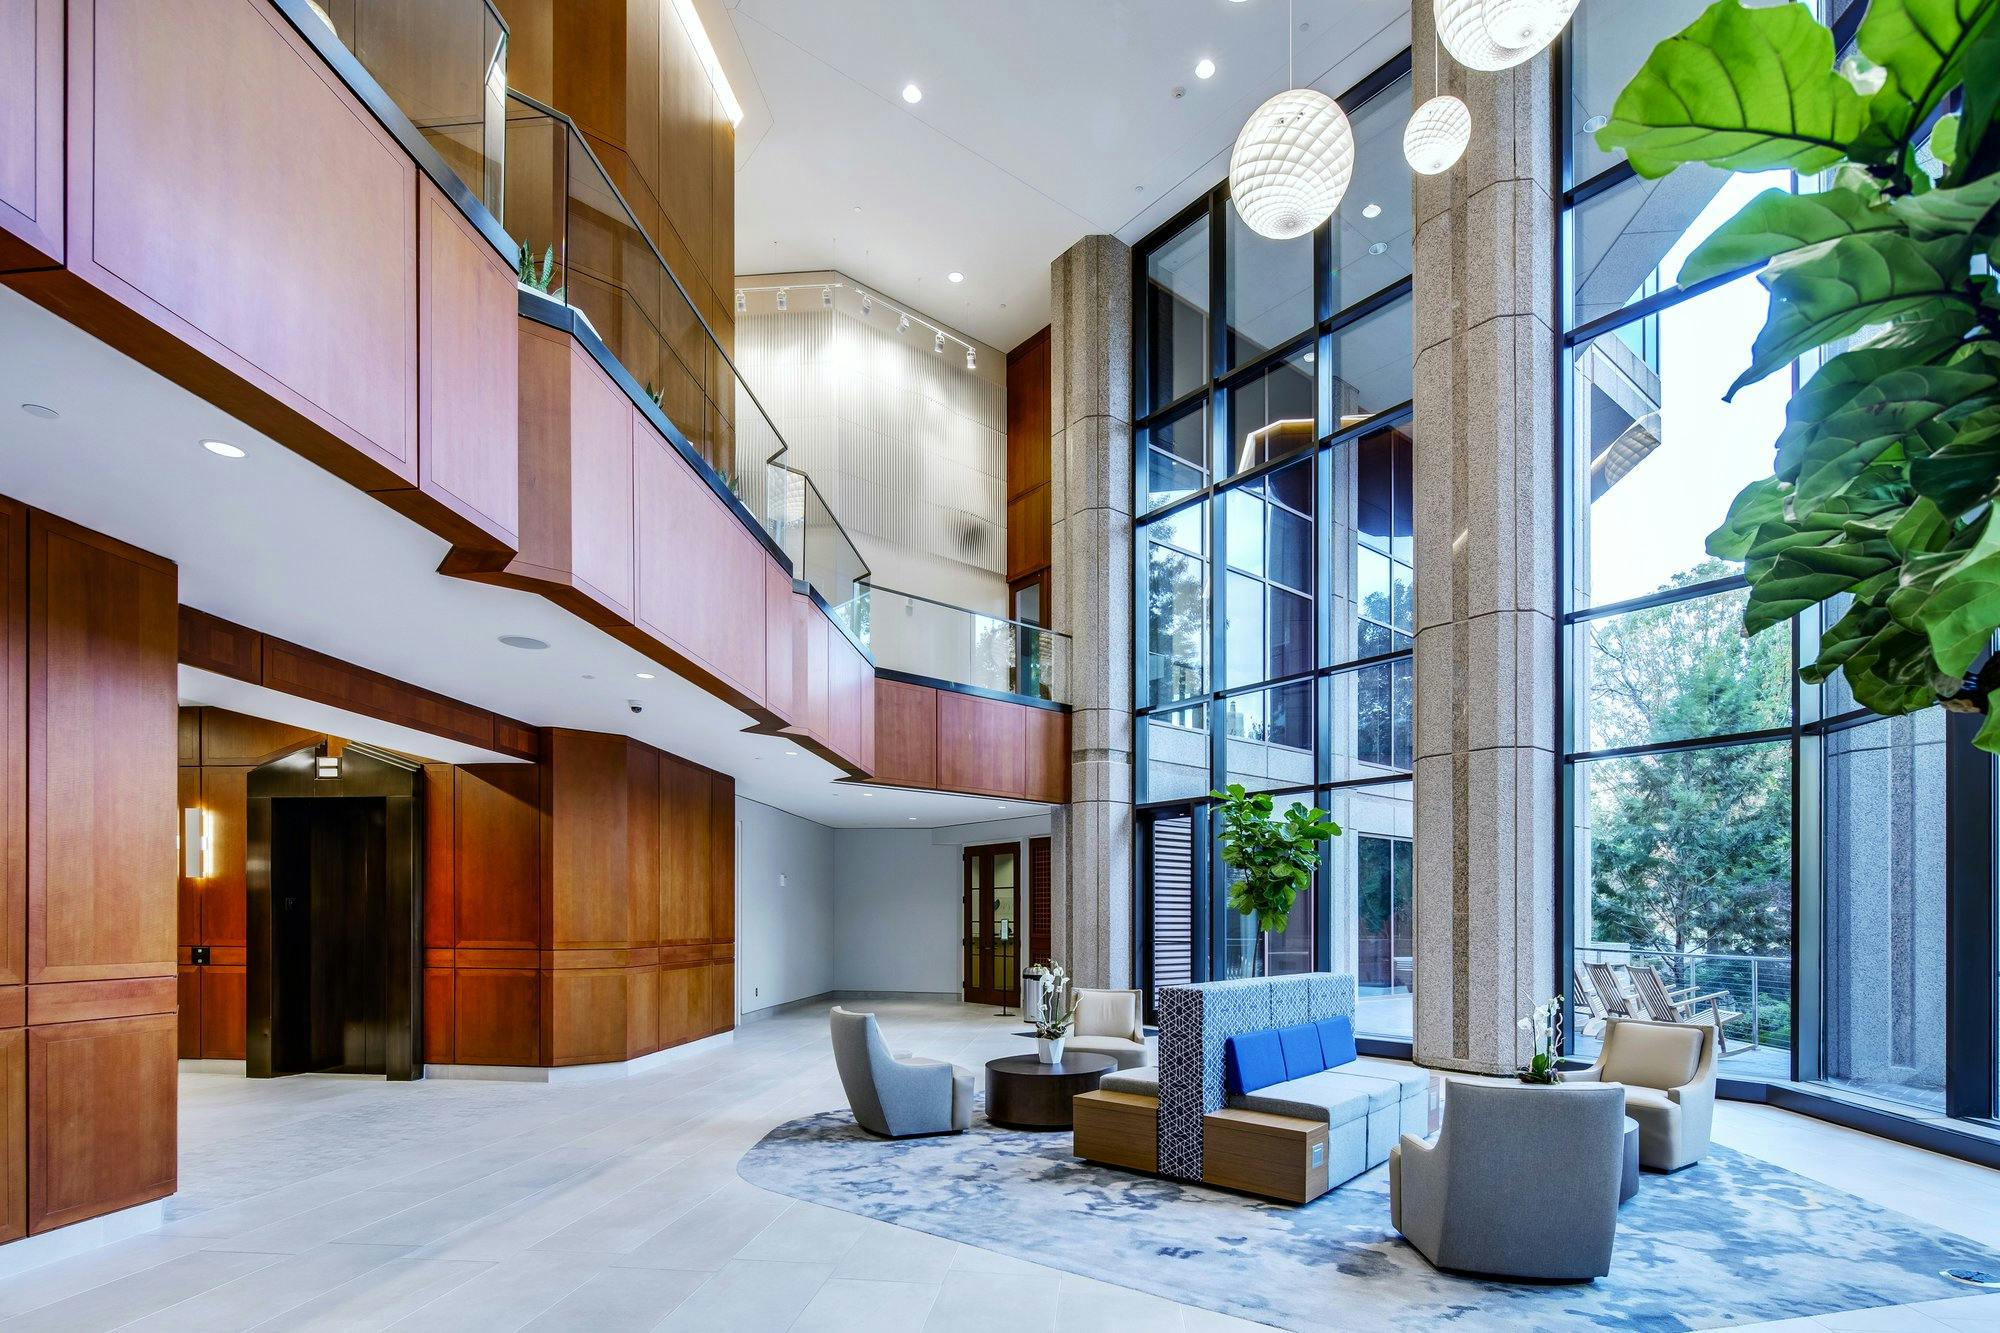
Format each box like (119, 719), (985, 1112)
(1571, 1016), (1716, 1171)
(1390, 1080), (1626, 1281)
(829, 1007), (973, 1138)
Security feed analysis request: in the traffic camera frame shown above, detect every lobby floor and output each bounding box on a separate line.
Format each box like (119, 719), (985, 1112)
(0, 999), (1995, 1331)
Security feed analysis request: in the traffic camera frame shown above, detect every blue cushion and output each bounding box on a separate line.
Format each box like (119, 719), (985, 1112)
(1224, 1030), (1287, 1095)
(1277, 1023), (1326, 1080)
(1316, 1016), (1358, 1069)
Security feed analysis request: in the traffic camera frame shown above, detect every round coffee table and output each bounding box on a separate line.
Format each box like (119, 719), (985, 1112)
(1619, 1116), (1640, 1203)
(984, 1053), (1116, 1130)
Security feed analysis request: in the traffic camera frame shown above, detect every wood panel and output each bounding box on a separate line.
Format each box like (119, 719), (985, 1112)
(937, 692), (1027, 800)
(549, 968), (627, 1065)
(48, 0), (418, 487)
(198, 767), (251, 947)
(198, 966), (245, 1060)
(660, 759), (713, 944)
(708, 773), (734, 943)
(452, 965), (541, 1065)
(409, 177), (519, 555)
(423, 967), (454, 1064)
(25, 977), (175, 1027)
(626, 744), (660, 949)
(175, 967), (200, 1060)
(0, 1029), (20, 1243)
(453, 764), (541, 949)
(544, 730), (630, 950)
(28, 1013), (177, 1233)
(872, 680), (939, 790)
(632, 421), (768, 711)
(1006, 485), (1052, 584)
(764, 562), (795, 724)
(625, 963), (658, 1059)
(422, 765), (457, 949)
(28, 513), (177, 985)
(0, 0), (63, 270)
(0, 489), (23, 996)
(176, 767), (201, 949)
(1006, 329), (1052, 500)
(195, 709), (321, 766)
(1024, 706), (1070, 804)
(176, 607), (261, 681)
(826, 628), (867, 768)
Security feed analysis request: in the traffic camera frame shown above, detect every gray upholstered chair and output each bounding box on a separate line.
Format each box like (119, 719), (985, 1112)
(829, 1007), (973, 1138)
(1571, 1016), (1716, 1171)
(1390, 1080), (1626, 1281)
(1064, 988), (1148, 1069)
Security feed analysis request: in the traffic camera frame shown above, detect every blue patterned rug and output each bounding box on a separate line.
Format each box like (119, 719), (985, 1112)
(738, 1110), (1999, 1331)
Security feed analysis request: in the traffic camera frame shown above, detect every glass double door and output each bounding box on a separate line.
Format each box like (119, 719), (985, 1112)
(963, 843), (1019, 1006)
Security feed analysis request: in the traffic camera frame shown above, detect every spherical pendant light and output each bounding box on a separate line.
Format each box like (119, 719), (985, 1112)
(1228, 88), (1356, 241)
(1434, 0), (1580, 73)
(1404, 94), (1472, 174)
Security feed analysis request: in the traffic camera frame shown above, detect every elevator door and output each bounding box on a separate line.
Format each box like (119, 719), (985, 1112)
(272, 797), (390, 1075)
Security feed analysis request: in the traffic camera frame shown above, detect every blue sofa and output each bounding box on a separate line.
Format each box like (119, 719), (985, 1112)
(1223, 1015), (1429, 1187)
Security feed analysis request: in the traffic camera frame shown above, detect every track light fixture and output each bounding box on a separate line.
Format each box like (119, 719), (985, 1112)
(934, 331), (945, 354)
(966, 347), (977, 370)
(735, 289), (746, 312)
(734, 277), (981, 370)
(899, 313), (911, 333)
(821, 285), (833, 308)
(775, 287), (788, 310)
(860, 291), (872, 316)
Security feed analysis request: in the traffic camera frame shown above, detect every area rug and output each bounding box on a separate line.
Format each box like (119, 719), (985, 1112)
(738, 1110), (2000, 1331)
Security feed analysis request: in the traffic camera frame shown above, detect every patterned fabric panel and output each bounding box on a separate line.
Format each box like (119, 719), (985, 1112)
(1153, 974), (1360, 1182)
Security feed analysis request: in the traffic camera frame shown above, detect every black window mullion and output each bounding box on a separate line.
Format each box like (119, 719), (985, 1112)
(1944, 705), (1998, 1119)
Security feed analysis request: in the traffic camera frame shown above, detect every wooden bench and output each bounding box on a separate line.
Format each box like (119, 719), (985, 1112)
(1072, 1089), (1157, 1173)
(1201, 1109), (1329, 1204)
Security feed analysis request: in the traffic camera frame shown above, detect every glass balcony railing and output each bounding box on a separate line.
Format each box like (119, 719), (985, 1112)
(502, 90), (790, 553)
(770, 466), (869, 630)
(836, 584), (1071, 705)
(299, 0), (508, 218)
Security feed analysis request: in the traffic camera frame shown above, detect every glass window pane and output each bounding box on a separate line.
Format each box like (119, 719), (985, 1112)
(1222, 682), (1315, 791)
(1331, 75), (1414, 312)
(1573, 740), (1793, 1075)
(1145, 214), (1211, 411)
(1578, 587), (1791, 751)
(1145, 503), (1208, 705)
(1572, 168), (1790, 330)
(1570, 274), (1790, 607)
(1569, 0), (1722, 186)
(1331, 296), (1413, 430)
(1142, 704), (1211, 802)
(1226, 346), (1315, 475)
(1819, 710), (1947, 1111)
(1268, 587), (1312, 679)
(1144, 400), (1208, 512)
(1218, 792), (1319, 979)
(1226, 204), (1313, 368)
(1225, 487), (1265, 575)
(1270, 508), (1311, 593)
(1324, 781), (1415, 1038)
(1224, 570), (1266, 688)
(1334, 422), (1414, 665)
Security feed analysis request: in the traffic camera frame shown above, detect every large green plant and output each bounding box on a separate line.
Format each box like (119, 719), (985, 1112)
(1210, 785), (1341, 936)
(1597, 0), (2000, 746)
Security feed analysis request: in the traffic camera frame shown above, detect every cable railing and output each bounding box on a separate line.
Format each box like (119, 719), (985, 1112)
(1577, 942), (1792, 1057)
(836, 583), (1072, 705)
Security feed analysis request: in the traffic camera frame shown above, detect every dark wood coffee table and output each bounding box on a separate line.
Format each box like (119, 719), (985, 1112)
(984, 1053), (1116, 1129)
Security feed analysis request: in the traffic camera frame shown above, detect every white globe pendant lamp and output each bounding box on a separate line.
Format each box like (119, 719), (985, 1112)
(1228, 0), (1355, 240)
(1435, 0), (1581, 73)
(1404, 93), (1471, 174)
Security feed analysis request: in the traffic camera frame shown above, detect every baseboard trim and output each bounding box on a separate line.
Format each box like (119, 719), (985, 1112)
(178, 1059), (248, 1075)
(424, 1031), (734, 1083)
(738, 991), (838, 1023)
(833, 990), (963, 1003)
(0, 1200), (166, 1279)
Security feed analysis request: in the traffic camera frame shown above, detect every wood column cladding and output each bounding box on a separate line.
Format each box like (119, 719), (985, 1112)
(0, 0), (519, 565)
(0, 501), (180, 1242)
(868, 678), (1069, 805)
(1005, 328), (1053, 585)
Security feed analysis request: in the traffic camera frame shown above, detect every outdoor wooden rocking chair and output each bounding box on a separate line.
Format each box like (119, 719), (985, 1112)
(1627, 963), (1744, 1054)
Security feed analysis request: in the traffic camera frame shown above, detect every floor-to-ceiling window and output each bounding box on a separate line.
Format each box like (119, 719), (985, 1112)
(1559, 1), (1997, 1147)
(1133, 54), (1416, 1044)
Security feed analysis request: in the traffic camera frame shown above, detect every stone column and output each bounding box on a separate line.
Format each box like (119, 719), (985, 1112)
(1048, 234), (1135, 989)
(1408, 12), (1559, 1073)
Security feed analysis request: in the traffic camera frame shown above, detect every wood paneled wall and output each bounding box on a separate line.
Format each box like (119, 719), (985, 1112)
(0, 500), (179, 1243)
(495, 0), (736, 355)
(0, 0), (520, 565)
(868, 678), (1068, 805)
(1006, 328), (1053, 587)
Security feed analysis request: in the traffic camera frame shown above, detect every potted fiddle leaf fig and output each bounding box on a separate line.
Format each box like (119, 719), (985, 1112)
(1596, 0), (2000, 746)
(1211, 784), (1341, 952)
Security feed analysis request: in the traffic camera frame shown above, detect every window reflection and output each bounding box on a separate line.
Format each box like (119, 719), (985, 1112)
(1146, 215), (1211, 411)
(1144, 400), (1208, 512)
(1332, 297), (1414, 428)
(1225, 206), (1313, 369)
(1331, 74), (1414, 310)
(1222, 458), (1315, 689)
(1145, 502), (1207, 705)
(1227, 346), (1316, 475)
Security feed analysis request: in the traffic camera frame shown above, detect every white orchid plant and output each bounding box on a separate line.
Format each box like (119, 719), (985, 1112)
(1516, 995), (1565, 1085)
(1030, 960), (1078, 1041)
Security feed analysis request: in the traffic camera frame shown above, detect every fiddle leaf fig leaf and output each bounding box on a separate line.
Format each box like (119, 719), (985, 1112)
(1851, 0), (2000, 165)
(1914, 514), (2000, 676)
(1595, 1), (1865, 178)
(1679, 182), (1896, 287)
(1730, 232), (1980, 397)
(1888, 170), (2000, 236)
(1780, 366), (1998, 514)
(1707, 476), (1791, 561)
(1910, 409), (2000, 514)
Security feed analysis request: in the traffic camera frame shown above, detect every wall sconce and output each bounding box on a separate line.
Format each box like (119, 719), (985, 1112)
(182, 808), (214, 879)
(316, 753), (341, 780)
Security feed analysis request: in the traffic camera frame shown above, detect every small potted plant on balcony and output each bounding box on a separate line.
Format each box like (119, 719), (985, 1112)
(1030, 961), (1077, 1063)
(1211, 784), (1342, 974)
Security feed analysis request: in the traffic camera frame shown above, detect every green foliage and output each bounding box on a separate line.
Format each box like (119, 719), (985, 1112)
(1209, 784), (1340, 937)
(516, 242), (566, 303)
(1597, 0), (2000, 747)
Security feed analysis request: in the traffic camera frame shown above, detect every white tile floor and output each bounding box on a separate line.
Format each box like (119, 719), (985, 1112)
(1, 999), (1995, 1331)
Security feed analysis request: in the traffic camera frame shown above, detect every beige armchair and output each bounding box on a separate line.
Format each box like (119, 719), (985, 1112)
(1572, 1016), (1716, 1171)
(1062, 988), (1149, 1069)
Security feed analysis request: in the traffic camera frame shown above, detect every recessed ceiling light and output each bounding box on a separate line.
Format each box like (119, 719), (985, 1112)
(1368, 241), (1389, 256)
(18, 403), (58, 420)
(635, 671), (655, 679)
(498, 635), (549, 650)
(1195, 58), (1216, 80)
(902, 83), (922, 104)
(1582, 114), (1609, 134)
(995, 803), (1009, 810)
(948, 272), (964, 283)
(1361, 202), (1382, 219)
(907, 816), (918, 821)
(785, 750), (799, 757)
(201, 439), (246, 459)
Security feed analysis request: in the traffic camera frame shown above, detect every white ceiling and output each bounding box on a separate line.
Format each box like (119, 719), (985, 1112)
(710, 0), (1414, 350)
(0, 288), (1045, 831)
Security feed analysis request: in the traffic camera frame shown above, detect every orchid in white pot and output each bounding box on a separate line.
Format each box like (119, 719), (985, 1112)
(1030, 960), (1077, 1063)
